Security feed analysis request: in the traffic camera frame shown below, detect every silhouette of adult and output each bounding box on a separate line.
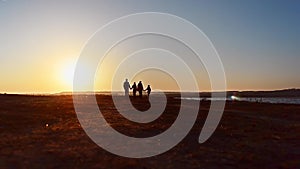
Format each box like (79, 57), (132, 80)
(137, 81), (144, 98)
(131, 82), (137, 97)
(123, 79), (130, 96)
(145, 85), (151, 96)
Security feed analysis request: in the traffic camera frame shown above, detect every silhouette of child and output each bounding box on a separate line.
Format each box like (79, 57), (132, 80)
(131, 82), (137, 97)
(145, 85), (151, 96)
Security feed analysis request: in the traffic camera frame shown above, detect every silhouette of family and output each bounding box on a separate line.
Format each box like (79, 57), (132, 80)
(123, 79), (151, 97)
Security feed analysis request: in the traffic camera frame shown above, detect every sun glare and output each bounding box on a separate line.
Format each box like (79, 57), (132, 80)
(57, 58), (77, 90)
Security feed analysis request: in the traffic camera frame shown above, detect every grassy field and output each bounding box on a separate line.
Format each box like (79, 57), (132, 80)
(0, 94), (299, 169)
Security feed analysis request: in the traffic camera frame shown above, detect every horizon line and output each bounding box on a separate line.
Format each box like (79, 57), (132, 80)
(1, 88), (299, 95)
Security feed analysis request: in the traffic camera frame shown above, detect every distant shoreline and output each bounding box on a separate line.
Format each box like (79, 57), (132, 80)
(1, 88), (299, 98)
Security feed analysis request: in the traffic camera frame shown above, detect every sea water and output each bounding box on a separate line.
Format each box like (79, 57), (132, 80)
(178, 97), (300, 105)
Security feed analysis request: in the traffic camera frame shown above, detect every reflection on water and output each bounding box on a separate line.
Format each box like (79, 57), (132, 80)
(178, 97), (300, 105)
(57, 92), (300, 105)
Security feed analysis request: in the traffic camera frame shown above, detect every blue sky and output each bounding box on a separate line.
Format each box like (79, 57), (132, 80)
(0, 0), (299, 93)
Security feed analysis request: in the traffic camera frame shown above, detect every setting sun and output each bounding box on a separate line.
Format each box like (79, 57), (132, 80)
(55, 58), (77, 90)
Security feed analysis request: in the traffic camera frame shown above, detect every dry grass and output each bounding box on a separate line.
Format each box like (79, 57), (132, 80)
(0, 94), (299, 169)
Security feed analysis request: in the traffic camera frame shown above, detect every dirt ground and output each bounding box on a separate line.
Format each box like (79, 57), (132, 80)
(0, 94), (299, 169)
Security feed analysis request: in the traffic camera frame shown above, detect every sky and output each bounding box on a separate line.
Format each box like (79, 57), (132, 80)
(0, 0), (299, 93)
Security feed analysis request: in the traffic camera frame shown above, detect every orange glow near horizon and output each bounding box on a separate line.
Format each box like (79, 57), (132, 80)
(0, 54), (298, 94)
(54, 57), (77, 91)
